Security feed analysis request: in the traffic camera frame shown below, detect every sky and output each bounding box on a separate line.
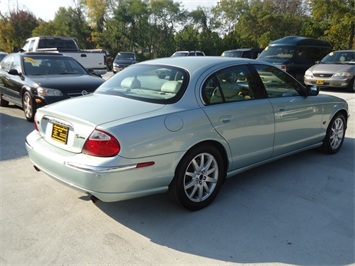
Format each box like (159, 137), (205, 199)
(0, 0), (219, 21)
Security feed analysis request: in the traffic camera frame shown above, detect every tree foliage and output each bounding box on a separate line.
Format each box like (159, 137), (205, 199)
(0, 0), (353, 57)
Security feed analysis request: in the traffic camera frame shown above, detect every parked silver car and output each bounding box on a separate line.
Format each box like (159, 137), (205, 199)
(304, 50), (355, 92)
(26, 57), (349, 211)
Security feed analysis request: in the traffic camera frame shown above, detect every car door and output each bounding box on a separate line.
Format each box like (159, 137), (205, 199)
(253, 64), (323, 157)
(201, 65), (275, 171)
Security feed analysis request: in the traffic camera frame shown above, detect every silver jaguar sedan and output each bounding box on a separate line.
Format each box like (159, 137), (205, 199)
(26, 57), (349, 211)
(304, 50), (355, 92)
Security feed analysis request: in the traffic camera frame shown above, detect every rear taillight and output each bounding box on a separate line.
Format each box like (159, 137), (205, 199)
(83, 129), (120, 157)
(34, 120), (39, 131)
(34, 114), (39, 132)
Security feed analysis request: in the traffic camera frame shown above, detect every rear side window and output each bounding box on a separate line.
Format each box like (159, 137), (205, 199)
(202, 65), (255, 104)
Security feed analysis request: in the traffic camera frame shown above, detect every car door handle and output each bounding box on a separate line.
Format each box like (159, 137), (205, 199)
(277, 106), (287, 111)
(220, 115), (232, 123)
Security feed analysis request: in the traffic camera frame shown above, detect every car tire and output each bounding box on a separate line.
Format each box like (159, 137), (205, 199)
(346, 78), (354, 93)
(169, 144), (225, 211)
(319, 113), (346, 154)
(0, 94), (9, 107)
(22, 91), (35, 122)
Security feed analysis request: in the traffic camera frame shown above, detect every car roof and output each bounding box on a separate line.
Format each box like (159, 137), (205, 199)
(20, 52), (65, 56)
(269, 36), (331, 47)
(139, 56), (257, 73)
(330, 50), (355, 53)
(225, 48), (262, 52)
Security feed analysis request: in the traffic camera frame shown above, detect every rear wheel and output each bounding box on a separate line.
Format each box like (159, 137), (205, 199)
(169, 145), (225, 211)
(319, 113), (346, 154)
(0, 94), (9, 107)
(22, 91), (35, 122)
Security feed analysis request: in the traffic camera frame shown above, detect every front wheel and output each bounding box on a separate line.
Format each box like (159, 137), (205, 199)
(169, 145), (225, 211)
(319, 113), (346, 154)
(346, 78), (354, 93)
(0, 94), (9, 107)
(22, 91), (35, 122)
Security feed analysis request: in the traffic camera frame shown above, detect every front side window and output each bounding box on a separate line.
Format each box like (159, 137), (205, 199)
(254, 64), (302, 98)
(96, 64), (188, 104)
(202, 65), (255, 104)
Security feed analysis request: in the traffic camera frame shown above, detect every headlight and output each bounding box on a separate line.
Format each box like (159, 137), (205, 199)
(37, 87), (63, 96)
(113, 63), (118, 67)
(305, 70), (312, 77)
(333, 72), (351, 78)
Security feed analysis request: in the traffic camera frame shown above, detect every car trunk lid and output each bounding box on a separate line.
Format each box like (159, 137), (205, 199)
(34, 94), (164, 153)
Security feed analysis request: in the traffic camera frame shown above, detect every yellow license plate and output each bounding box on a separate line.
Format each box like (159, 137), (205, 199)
(51, 124), (69, 144)
(316, 80), (324, 85)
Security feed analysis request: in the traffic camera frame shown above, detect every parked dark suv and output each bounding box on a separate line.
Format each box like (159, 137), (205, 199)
(257, 36), (331, 83)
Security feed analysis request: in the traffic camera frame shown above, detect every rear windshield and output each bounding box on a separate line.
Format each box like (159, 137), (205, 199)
(95, 64), (188, 104)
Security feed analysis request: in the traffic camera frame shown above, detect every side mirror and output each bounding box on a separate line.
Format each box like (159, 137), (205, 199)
(8, 69), (20, 76)
(87, 68), (101, 77)
(306, 85), (319, 96)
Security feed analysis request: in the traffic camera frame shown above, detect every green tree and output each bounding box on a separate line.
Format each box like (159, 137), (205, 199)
(0, 9), (38, 51)
(307, 0), (355, 49)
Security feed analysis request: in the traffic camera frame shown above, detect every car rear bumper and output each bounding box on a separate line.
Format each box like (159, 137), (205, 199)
(25, 130), (175, 202)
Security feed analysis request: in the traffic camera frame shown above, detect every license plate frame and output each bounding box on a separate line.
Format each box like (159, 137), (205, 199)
(51, 123), (69, 144)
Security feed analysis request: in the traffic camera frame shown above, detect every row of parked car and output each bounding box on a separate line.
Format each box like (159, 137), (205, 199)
(174, 37), (354, 92)
(0, 36), (354, 123)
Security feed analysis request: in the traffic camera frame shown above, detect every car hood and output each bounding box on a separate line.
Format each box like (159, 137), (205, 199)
(30, 74), (104, 90)
(307, 63), (355, 74)
(38, 93), (165, 126)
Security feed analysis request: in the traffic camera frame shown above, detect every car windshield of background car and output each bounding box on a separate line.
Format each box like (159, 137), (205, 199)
(321, 51), (355, 64)
(96, 64), (188, 103)
(23, 56), (87, 75)
(116, 53), (136, 60)
(258, 46), (295, 59)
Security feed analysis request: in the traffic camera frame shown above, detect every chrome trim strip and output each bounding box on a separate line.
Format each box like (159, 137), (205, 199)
(43, 116), (74, 129)
(66, 161), (137, 173)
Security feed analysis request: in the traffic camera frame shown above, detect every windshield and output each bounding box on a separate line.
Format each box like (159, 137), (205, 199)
(115, 53), (136, 60)
(96, 64), (188, 104)
(258, 46), (296, 59)
(22, 55), (87, 75)
(172, 52), (188, 57)
(321, 51), (355, 64)
(221, 51), (243, 57)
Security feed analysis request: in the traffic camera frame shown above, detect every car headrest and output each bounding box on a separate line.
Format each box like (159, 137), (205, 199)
(161, 81), (181, 93)
(121, 77), (141, 89)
